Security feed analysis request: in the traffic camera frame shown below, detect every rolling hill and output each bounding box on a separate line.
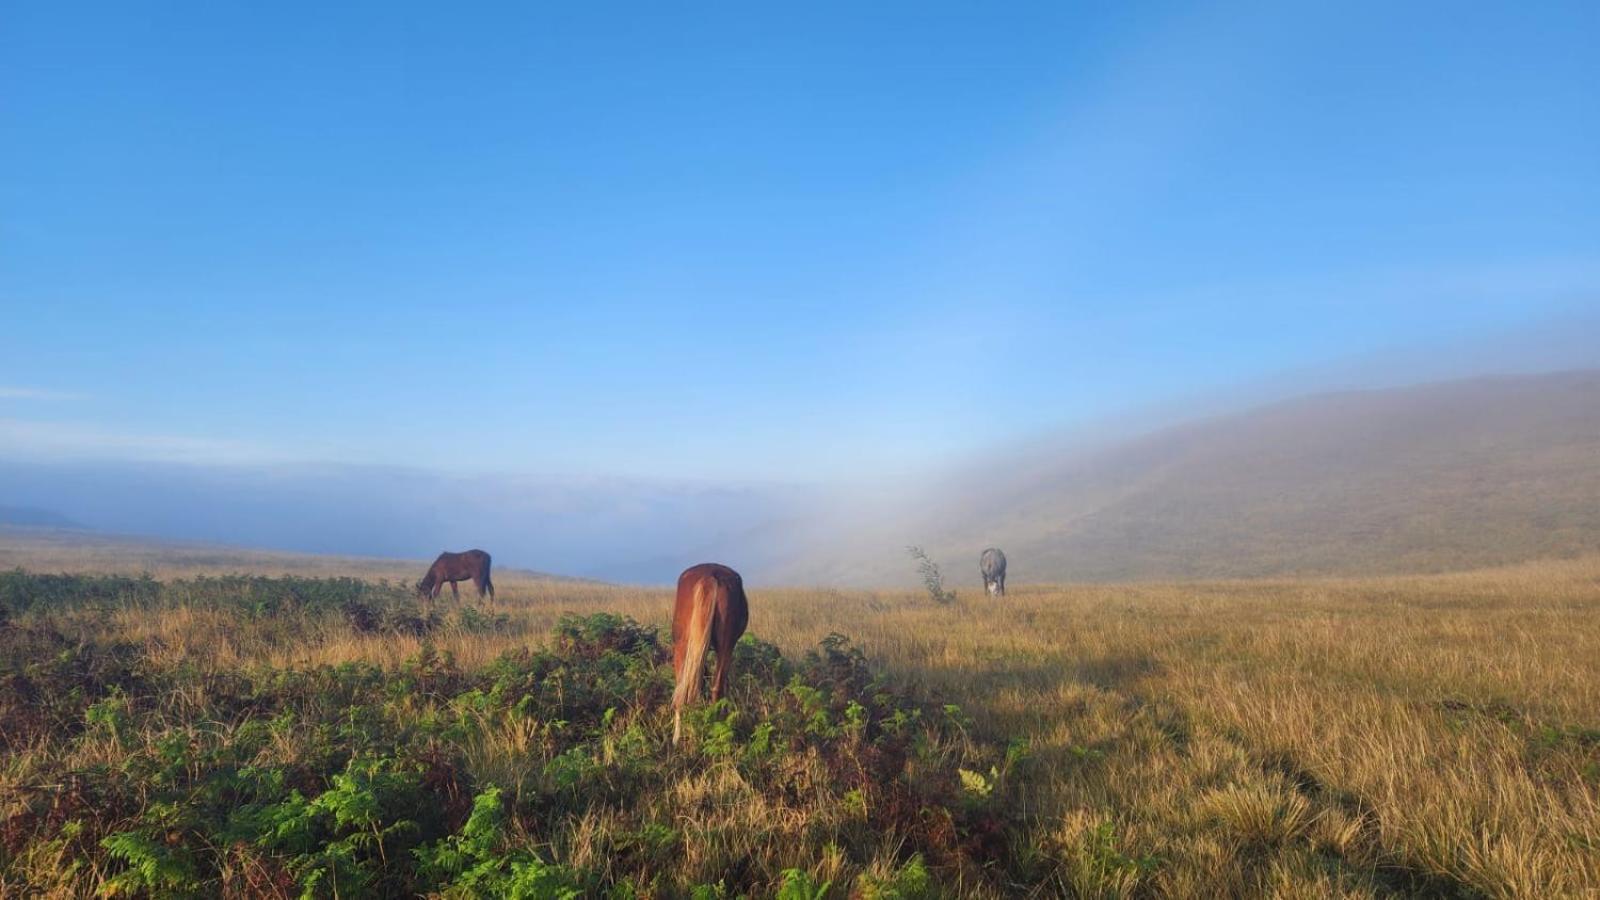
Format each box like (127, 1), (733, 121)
(775, 369), (1600, 585)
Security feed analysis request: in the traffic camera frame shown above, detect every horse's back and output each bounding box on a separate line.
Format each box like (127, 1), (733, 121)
(675, 563), (748, 631)
(433, 549), (491, 576)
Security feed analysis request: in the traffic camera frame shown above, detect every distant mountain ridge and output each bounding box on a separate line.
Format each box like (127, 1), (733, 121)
(767, 370), (1600, 585)
(0, 505), (86, 530)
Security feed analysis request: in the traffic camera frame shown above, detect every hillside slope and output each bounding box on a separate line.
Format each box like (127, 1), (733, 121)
(783, 370), (1600, 585)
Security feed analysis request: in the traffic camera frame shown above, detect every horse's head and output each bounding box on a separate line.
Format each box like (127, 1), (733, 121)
(986, 580), (1001, 597)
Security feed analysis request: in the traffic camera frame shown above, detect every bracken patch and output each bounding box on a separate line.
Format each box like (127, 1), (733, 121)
(0, 573), (1031, 897)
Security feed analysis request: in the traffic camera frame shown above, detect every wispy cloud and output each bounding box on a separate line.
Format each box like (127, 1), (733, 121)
(0, 417), (283, 466)
(0, 386), (87, 401)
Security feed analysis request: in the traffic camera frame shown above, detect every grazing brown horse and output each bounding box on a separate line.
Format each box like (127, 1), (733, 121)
(671, 563), (749, 744)
(417, 549), (494, 601)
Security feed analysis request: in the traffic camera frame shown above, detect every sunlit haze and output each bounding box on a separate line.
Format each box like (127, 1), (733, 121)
(2, 1), (1597, 579)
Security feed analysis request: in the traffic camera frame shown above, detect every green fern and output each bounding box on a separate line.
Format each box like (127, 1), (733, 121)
(415, 786), (584, 898)
(99, 831), (201, 898)
(858, 854), (934, 899)
(776, 868), (833, 900)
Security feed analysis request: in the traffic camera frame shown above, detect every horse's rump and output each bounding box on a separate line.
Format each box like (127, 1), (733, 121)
(671, 563), (749, 743)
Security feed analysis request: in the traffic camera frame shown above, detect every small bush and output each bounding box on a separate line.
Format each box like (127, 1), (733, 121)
(906, 547), (957, 605)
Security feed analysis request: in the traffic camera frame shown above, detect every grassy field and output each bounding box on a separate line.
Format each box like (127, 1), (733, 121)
(0, 528), (578, 583)
(2, 539), (1598, 897)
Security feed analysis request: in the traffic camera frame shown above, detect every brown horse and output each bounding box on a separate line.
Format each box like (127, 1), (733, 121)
(417, 549), (494, 601)
(671, 562), (749, 744)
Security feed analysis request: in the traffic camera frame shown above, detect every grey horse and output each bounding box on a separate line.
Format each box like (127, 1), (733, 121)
(980, 547), (1007, 597)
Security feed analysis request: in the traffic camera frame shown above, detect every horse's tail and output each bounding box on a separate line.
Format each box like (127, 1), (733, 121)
(672, 578), (717, 742)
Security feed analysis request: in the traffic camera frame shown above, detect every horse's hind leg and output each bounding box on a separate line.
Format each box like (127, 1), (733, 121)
(709, 649), (728, 702)
(710, 622), (737, 702)
(484, 578), (494, 601)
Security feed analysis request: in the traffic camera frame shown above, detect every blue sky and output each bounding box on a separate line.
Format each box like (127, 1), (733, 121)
(3, 0), (1597, 482)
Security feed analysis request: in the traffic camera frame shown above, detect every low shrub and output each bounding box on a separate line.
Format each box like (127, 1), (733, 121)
(1, 599), (1029, 897)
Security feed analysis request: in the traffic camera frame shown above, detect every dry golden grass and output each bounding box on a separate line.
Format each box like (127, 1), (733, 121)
(7, 534), (1600, 897)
